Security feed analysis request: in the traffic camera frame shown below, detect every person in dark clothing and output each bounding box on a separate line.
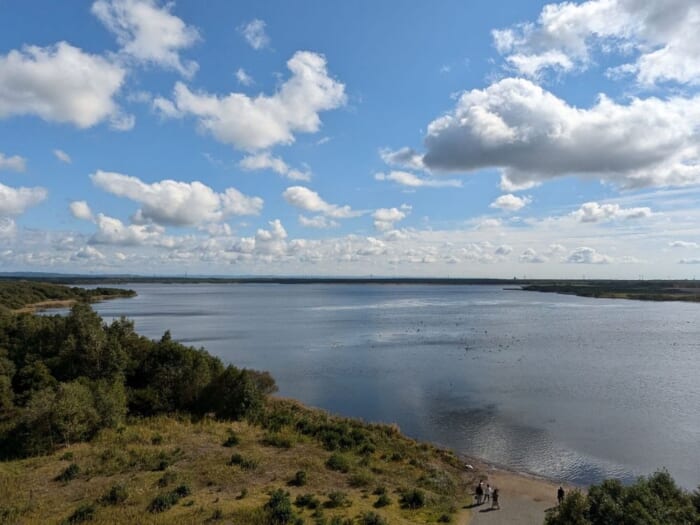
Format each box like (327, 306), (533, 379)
(475, 483), (484, 504)
(492, 488), (500, 509)
(557, 486), (565, 505)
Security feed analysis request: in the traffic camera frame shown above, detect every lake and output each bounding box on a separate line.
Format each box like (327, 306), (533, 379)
(75, 283), (700, 488)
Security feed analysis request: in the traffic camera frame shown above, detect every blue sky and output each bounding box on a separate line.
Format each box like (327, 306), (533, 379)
(2, 0), (700, 277)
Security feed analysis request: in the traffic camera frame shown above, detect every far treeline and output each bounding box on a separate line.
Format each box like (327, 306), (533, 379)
(0, 280), (135, 313)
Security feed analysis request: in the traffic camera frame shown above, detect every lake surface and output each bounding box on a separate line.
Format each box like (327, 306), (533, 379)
(77, 283), (700, 488)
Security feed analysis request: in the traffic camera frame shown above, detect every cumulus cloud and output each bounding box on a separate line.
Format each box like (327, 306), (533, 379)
(235, 67), (254, 86)
(0, 218), (16, 239)
(380, 147), (425, 171)
(239, 19), (270, 50)
(92, 0), (200, 77)
(240, 152), (311, 181)
(53, 149), (71, 164)
(571, 202), (652, 223)
(373, 207), (409, 232)
(374, 171), (462, 188)
(566, 246), (611, 264)
(91, 213), (165, 245)
(74, 245), (106, 260)
(0, 153), (26, 172)
(495, 244), (513, 255)
(91, 170), (263, 226)
(0, 183), (47, 216)
(679, 258), (700, 264)
(0, 42), (128, 128)
(492, 0), (700, 85)
(283, 186), (362, 219)
(490, 194), (531, 211)
(520, 248), (547, 263)
(299, 215), (339, 229)
(420, 77), (700, 189)
(69, 201), (94, 221)
(154, 51), (346, 151)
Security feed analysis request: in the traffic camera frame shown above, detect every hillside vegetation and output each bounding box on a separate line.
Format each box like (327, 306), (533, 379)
(0, 280), (135, 313)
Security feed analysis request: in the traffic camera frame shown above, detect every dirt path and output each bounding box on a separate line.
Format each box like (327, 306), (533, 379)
(460, 467), (563, 525)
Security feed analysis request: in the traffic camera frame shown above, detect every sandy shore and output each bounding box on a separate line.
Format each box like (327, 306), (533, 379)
(456, 457), (575, 525)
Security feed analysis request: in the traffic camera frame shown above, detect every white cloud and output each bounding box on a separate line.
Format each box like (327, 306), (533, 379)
(74, 245), (106, 260)
(283, 186), (362, 219)
(0, 42), (128, 128)
(566, 246), (612, 264)
(91, 170), (263, 226)
(156, 51), (346, 151)
(490, 194), (531, 211)
(299, 215), (339, 229)
(0, 183), (47, 216)
(495, 244), (513, 255)
(492, 0), (700, 85)
(0, 218), (16, 239)
(520, 248), (547, 263)
(239, 152), (311, 181)
(92, 0), (200, 77)
(571, 201), (652, 223)
(235, 67), (254, 86)
(53, 149), (71, 164)
(421, 77), (700, 189)
(69, 201), (94, 221)
(669, 240), (699, 249)
(380, 147), (425, 171)
(374, 171), (462, 188)
(239, 19), (270, 50)
(373, 207), (409, 232)
(0, 153), (26, 172)
(91, 213), (165, 245)
(679, 258), (700, 264)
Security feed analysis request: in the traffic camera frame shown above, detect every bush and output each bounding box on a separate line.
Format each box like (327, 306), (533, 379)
(437, 514), (452, 523)
(294, 493), (320, 509)
(229, 453), (258, 470)
(373, 493), (391, 508)
(99, 483), (128, 505)
(64, 503), (96, 524)
(326, 453), (351, 473)
(157, 471), (177, 487)
(400, 489), (425, 509)
(289, 470), (307, 487)
(348, 470), (373, 488)
(55, 463), (80, 483)
(222, 432), (240, 447)
(359, 512), (387, 525)
(324, 491), (350, 509)
(264, 489), (294, 524)
(147, 485), (191, 513)
(261, 432), (293, 449)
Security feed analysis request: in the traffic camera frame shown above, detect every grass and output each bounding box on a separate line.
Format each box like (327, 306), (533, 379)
(0, 398), (479, 524)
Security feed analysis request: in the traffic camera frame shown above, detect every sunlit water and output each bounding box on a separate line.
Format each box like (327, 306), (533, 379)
(60, 283), (700, 488)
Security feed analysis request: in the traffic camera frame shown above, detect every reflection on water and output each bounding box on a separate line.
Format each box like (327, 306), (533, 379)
(70, 283), (699, 488)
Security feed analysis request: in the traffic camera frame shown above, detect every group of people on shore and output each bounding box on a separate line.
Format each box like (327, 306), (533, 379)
(474, 480), (499, 509)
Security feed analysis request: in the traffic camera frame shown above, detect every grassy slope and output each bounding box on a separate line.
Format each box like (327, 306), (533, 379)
(0, 399), (478, 525)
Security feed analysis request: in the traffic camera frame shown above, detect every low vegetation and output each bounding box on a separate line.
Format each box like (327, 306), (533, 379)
(0, 280), (135, 313)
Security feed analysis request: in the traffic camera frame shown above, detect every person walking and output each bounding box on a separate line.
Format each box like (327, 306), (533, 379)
(484, 483), (491, 503)
(557, 486), (565, 505)
(475, 483), (483, 504)
(492, 488), (500, 510)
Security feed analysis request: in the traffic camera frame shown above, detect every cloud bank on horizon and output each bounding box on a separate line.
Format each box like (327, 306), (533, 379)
(1, 0), (700, 277)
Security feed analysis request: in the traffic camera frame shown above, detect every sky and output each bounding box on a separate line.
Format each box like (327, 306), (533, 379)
(2, 0), (700, 278)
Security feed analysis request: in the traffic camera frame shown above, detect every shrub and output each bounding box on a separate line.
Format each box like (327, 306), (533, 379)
(151, 433), (163, 445)
(147, 485), (191, 513)
(400, 489), (425, 509)
(294, 493), (320, 509)
(326, 453), (350, 473)
(99, 483), (128, 505)
(55, 463), (80, 483)
(222, 432), (240, 447)
(229, 453), (258, 470)
(261, 433), (293, 449)
(64, 503), (96, 524)
(324, 491), (350, 509)
(264, 489), (294, 524)
(348, 470), (373, 488)
(373, 493), (391, 508)
(437, 514), (452, 523)
(289, 470), (307, 487)
(157, 471), (177, 487)
(359, 512), (387, 525)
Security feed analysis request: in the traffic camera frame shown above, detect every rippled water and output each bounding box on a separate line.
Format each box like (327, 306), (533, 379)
(74, 283), (700, 488)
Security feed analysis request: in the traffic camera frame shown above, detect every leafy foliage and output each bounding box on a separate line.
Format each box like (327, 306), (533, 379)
(544, 471), (700, 525)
